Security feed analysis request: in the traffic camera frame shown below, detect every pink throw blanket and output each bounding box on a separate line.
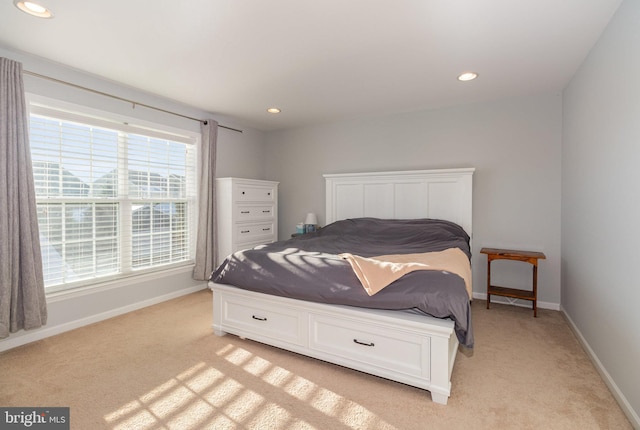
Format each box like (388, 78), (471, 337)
(340, 248), (472, 298)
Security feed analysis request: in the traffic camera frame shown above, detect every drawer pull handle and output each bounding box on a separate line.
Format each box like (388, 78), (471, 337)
(262, 228), (271, 231)
(240, 210), (250, 214)
(262, 210), (270, 213)
(241, 230), (250, 233)
(353, 339), (375, 347)
(252, 315), (267, 321)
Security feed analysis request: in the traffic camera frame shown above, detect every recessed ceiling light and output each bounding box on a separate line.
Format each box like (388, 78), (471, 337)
(14, 0), (54, 18)
(267, 108), (281, 114)
(457, 72), (478, 82)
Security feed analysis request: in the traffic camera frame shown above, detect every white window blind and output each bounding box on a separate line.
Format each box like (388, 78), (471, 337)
(28, 103), (198, 292)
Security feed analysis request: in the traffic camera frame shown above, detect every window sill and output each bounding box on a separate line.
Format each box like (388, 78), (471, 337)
(45, 264), (198, 303)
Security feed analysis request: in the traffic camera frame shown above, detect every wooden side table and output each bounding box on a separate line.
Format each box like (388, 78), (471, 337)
(480, 247), (546, 317)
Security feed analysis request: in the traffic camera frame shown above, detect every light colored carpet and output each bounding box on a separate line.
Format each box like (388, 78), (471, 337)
(0, 289), (632, 429)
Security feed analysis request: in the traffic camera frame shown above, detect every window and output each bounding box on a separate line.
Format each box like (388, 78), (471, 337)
(28, 101), (198, 292)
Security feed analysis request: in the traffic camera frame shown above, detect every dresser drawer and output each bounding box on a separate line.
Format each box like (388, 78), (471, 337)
(234, 184), (276, 202)
(220, 295), (305, 345)
(309, 314), (430, 379)
(235, 222), (275, 244)
(235, 204), (275, 221)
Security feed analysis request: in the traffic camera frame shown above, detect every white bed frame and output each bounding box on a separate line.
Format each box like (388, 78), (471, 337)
(210, 168), (474, 405)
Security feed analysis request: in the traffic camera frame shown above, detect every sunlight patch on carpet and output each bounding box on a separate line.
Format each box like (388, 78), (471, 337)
(103, 342), (394, 429)
(220, 343), (393, 429)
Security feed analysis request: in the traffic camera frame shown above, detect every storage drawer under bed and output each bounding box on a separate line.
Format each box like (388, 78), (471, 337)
(218, 294), (306, 346)
(309, 313), (431, 379)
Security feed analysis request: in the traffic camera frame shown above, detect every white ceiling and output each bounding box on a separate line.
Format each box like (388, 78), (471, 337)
(0, 1), (622, 131)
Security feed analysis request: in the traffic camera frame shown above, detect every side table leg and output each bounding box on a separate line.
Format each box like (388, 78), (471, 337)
(532, 263), (538, 317)
(486, 259), (491, 309)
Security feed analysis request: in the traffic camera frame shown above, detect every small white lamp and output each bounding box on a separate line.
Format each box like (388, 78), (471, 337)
(304, 212), (318, 232)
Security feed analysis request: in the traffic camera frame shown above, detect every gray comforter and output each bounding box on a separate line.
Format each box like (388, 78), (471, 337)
(210, 217), (474, 348)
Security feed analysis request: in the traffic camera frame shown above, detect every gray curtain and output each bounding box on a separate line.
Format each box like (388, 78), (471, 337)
(0, 57), (47, 338)
(192, 119), (218, 281)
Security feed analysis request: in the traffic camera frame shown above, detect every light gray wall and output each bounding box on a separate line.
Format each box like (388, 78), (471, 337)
(562, 0), (640, 422)
(0, 46), (267, 351)
(265, 92), (562, 307)
(216, 126), (267, 179)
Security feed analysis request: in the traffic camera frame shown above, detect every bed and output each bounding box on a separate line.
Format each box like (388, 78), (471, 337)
(209, 168), (475, 404)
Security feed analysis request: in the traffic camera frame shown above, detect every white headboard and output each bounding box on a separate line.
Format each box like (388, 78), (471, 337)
(324, 168), (475, 236)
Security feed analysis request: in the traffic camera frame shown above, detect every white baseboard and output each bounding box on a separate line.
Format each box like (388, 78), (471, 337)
(560, 307), (639, 429)
(472, 292), (560, 311)
(0, 284), (207, 353)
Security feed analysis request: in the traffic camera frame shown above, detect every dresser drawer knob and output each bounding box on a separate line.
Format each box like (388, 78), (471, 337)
(353, 339), (375, 347)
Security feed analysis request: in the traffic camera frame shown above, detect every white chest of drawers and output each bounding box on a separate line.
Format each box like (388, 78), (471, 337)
(216, 178), (279, 266)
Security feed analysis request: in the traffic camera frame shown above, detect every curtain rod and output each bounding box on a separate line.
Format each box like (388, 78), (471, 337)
(23, 70), (243, 134)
